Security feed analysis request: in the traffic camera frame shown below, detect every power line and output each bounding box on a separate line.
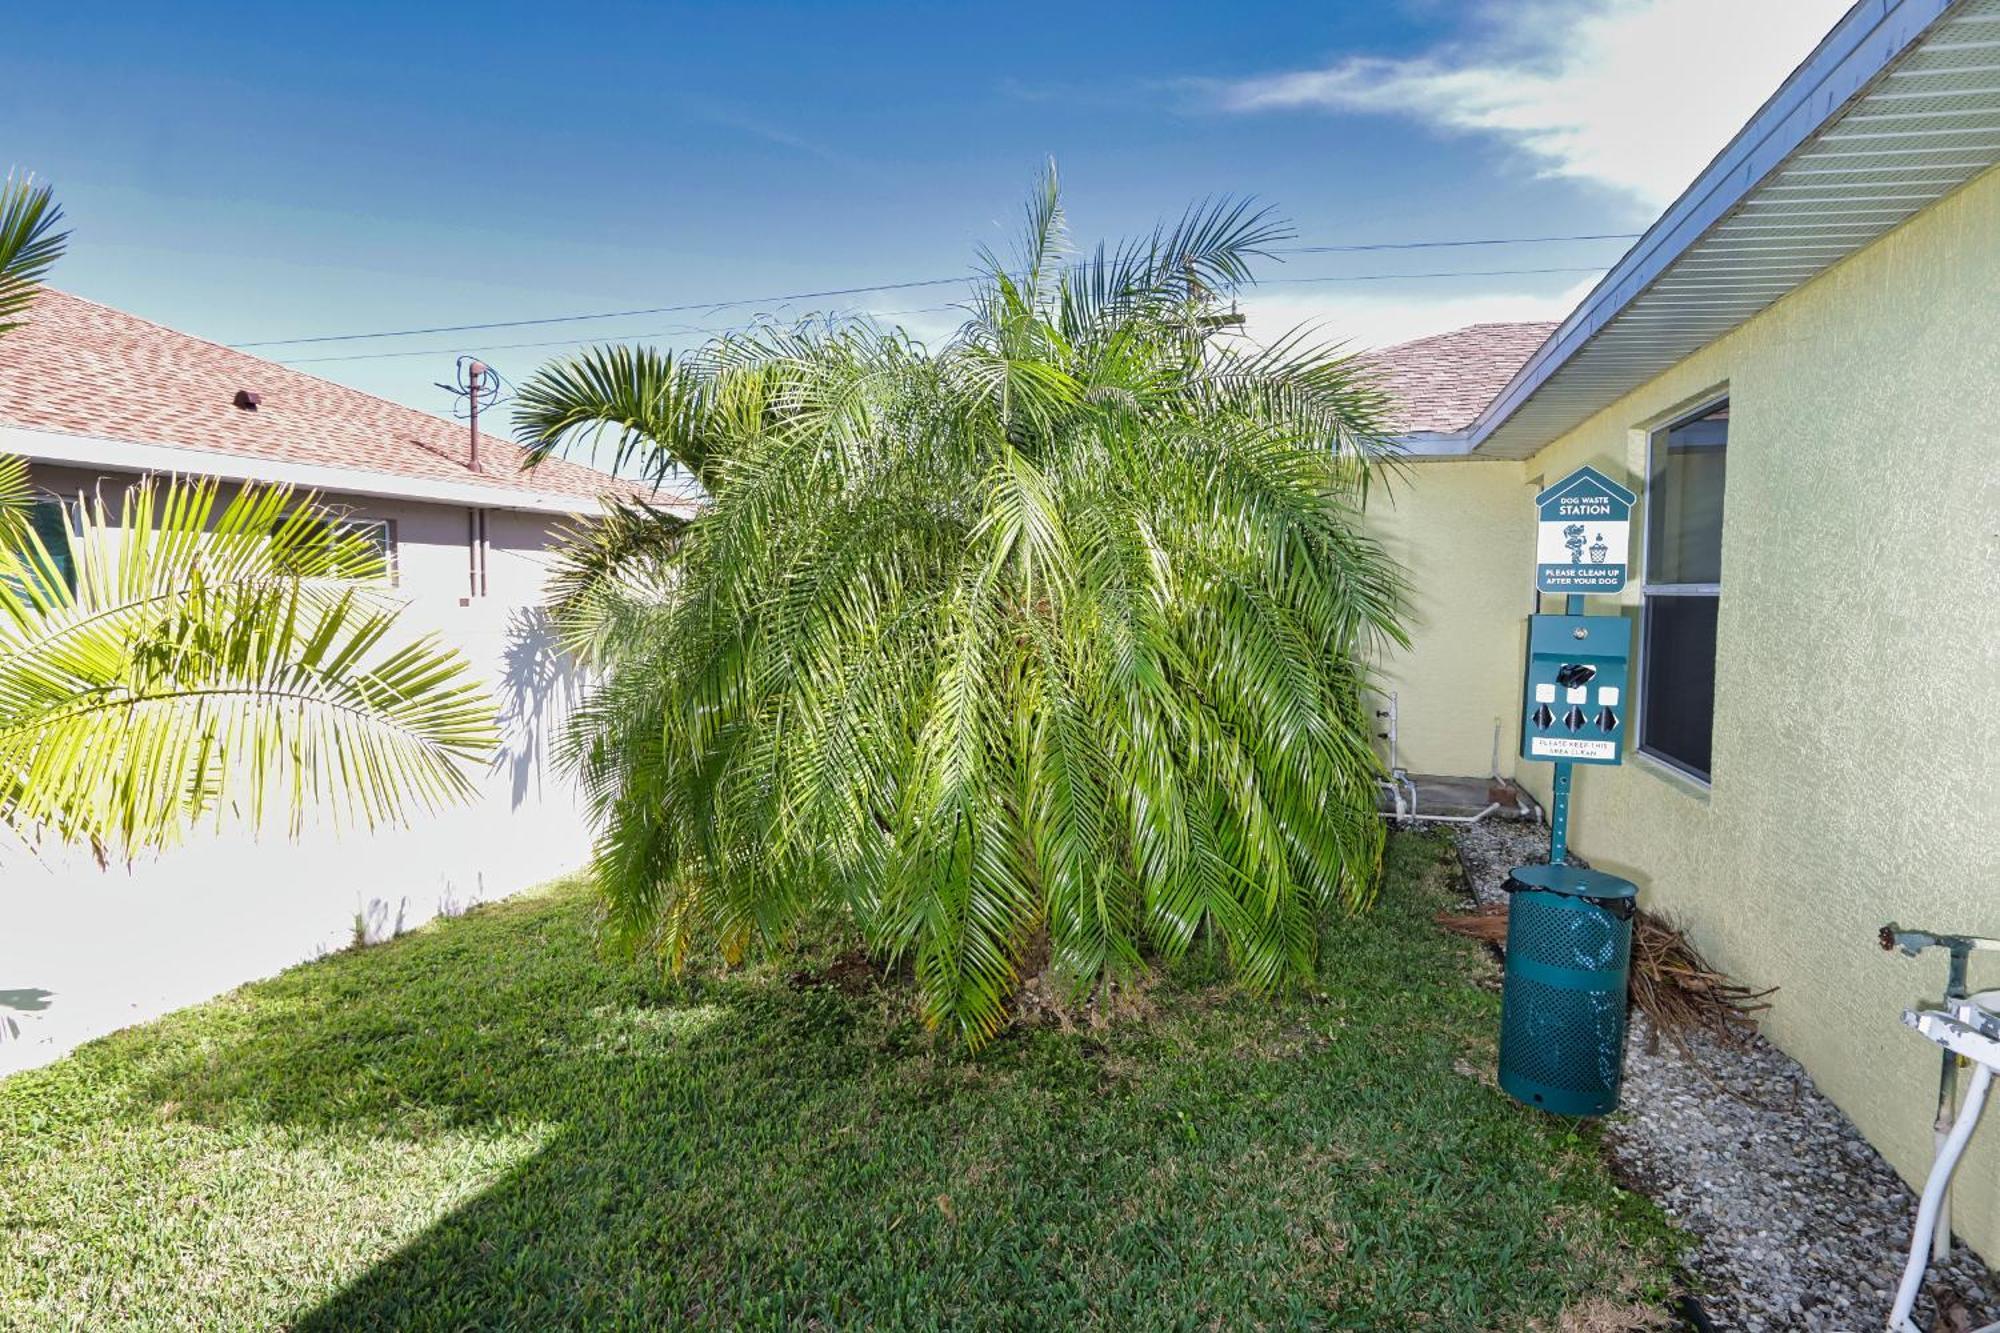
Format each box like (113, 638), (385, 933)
(1263, 264), (1606, 286)
(272, 261), (1612, 367)
(274, 304), (967, 365)
(272, 260), (1609, 367)
(1279, 231), (1636, 255)
(236, 277), (974, 349)
(233, 231), (1639, 350)
(282, 323), (719, 365)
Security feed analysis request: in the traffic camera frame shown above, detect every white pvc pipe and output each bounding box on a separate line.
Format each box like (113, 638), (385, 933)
(1408, 801), (1504, 827)
(1891, 1061), (1995, 1331)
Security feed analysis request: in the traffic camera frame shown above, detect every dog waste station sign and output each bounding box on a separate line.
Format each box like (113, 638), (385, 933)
(1495, 464), (1643, 1120)
(1534, 466), (1634, 595)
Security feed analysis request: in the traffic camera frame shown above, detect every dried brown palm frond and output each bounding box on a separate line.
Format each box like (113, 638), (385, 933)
(1435, 904), (1773, 1045)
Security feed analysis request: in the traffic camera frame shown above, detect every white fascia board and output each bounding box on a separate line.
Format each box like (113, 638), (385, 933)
(1388, 433), (1478, 458)
(0, 424), (609, 516)
(1463, 0), (1959, 456)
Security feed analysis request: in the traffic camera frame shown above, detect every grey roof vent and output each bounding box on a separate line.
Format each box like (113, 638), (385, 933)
(233, 389), (262, 411)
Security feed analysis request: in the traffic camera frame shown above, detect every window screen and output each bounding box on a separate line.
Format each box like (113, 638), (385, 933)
(1639, 401), (1726, 781)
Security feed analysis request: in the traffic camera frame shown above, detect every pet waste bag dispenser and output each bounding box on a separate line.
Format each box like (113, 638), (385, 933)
(1498, 466), (1642, 1117)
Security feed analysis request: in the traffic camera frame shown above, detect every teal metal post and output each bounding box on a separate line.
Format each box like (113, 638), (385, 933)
(1547, 592), (1584, 865)
(1550, 763), (1573, 863)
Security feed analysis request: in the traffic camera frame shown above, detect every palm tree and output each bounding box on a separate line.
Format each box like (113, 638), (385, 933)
(0, 177), (496, 856)
(0, 474), (498, 855)
(0, 175), (65, 337)
(515, 169), (1404, 1047)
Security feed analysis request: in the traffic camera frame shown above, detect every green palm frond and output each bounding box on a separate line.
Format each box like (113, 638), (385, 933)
(974, 159), (1069, 318)
(0, 454), (35, 550)
(512, 343), (741, 490)
(544, 498), (686, 662)
(1057, 191), (1287, 342)
(0, 175), (66, 336)
(534, 170), (1403, 1048)
(0, 473), (496, 856)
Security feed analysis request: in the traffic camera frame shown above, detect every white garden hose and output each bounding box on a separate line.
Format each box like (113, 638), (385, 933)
(1889, 994), (2000, 1333)
(1890, 1062), (1992, 1330)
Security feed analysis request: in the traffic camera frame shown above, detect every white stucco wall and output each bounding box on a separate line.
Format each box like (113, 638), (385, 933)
(1363, 460), (1535, 776)
(0, 470), (595, 1075)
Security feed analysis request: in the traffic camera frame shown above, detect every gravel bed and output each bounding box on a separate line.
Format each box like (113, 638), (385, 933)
(1452, 820), (2000, 1332)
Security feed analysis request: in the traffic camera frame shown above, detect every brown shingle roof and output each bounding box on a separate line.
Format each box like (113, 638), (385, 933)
(1360, 321), (1558, 437)
(0, 289), (666, 510)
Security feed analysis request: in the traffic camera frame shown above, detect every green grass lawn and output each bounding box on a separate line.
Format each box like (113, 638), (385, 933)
(0, 832), (1679, 1331)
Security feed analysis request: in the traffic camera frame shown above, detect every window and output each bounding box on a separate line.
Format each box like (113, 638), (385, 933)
(275, 514), (397, 583)
(330, 517), (396, 582)
(1639, 400), (1726, 782)
(25, 498), (76, 593)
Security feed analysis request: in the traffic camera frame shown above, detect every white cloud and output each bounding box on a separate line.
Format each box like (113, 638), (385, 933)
(1208, 0), (1853, 209)
(1233, 277), (1599, 353)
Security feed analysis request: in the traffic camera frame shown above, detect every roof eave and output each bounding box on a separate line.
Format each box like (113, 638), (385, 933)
(0, 423), (621, 516)
(1387, 432), (1479, 459)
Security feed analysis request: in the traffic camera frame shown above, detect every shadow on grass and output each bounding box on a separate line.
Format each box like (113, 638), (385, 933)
(286, 988), (882, 1330)
(48, 837), (1680, 1331)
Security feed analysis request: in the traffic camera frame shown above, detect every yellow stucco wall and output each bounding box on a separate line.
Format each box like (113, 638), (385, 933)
(1381, 164), (2000, 1255)
(1362, 460), (1533, 776)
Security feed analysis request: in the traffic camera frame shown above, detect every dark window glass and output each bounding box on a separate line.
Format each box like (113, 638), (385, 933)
(1640, 594), (1718, 780)
(29, 499), (76, 592)
(1640, 399), (1726, 781)
(1646, 402), (1727, 585)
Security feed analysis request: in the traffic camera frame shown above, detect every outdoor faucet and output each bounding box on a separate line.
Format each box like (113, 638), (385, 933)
(1879, 923), (2000, 985)
(1879, 921), (2000, 1268)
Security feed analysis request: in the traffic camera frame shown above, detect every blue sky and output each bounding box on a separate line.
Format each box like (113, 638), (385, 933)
(6, 0), (1847, 416)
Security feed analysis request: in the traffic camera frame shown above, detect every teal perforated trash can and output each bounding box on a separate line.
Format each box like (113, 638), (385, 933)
(1497, 865), (1637, 1117)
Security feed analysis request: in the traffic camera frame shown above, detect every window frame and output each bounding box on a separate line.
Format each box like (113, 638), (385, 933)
(1636, 396), (1728, 786)
(275, 512), (399, 586)
(329, 516), (398, 586)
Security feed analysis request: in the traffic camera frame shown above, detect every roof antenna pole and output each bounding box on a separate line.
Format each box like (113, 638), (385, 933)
(466, 360), (485, 472)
